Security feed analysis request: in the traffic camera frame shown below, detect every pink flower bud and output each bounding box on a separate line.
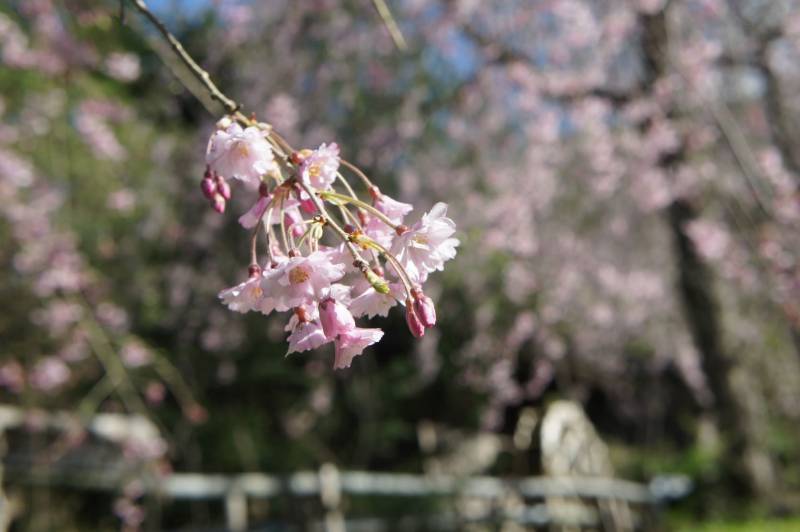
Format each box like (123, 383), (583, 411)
(319, 297), (356, 339)
(290, 182), (318, 214)
(259, 182), (270, 197)
(405, 299), (425, 338)
(211, 193), (226, 213)
(248, 264), (262, 278)
(285, 209), (305, 238)
(215, 174), (231, 200)
(412, 289), (436, 328)
(201, 177), (216, 200)
(300, 196), (317, 214)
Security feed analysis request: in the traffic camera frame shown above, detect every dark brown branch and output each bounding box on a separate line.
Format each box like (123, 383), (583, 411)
(127, 0), (240, 115)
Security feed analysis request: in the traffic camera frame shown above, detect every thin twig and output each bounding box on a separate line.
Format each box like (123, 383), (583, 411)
(371, 0), (408, 51)
(128, 0), (240, 114)
(128, 0), (384, 279)
(80, 314), (151, 421)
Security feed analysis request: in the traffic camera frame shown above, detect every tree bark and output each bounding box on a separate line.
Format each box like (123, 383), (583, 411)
(643, 5), (777, 498)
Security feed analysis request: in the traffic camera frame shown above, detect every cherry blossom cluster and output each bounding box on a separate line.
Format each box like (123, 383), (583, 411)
(204, 117), (458, 369)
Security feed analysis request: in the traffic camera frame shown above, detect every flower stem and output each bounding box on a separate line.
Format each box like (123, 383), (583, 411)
(250, 222), (260, 265)
(341, 159), (375, 189)
(263, 207), (275, 263)
(319, 190), (398, 229)
(363, 239), (414, 298)
(278, 193), (290, 254)
(296, 181), (371, 272)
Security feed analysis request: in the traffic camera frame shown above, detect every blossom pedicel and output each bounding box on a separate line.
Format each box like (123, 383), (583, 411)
(206, 116), (458, 369)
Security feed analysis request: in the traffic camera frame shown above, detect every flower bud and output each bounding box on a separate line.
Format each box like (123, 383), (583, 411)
(285, 210), (305, 238)
(343, 223), (356, 234)
(248, 264), (262, 278)
(215, 174), (231, 200)
(412, 289), (436, 328)
(405, 299), (425, 338)
(259, 182), (270, 197)
(368, 186), (382, 201)
(319, 297), (355, 339)
(365, 269), (390, 294)
(289, 151), (305, 165)
(395, 224), (409, 236)
(201, 177), (216, 200)
(290, 183), (318, 214)
(299, 197), (317, 214)
(211, 193), (226, 213)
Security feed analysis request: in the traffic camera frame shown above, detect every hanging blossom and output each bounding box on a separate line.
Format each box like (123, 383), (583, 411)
(203, 115), (458, 369)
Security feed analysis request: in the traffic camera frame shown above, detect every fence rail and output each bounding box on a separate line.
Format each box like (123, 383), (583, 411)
(3, 464), (692, 531)
(0, 404), (692, 531)
(4, 467), (690, 502)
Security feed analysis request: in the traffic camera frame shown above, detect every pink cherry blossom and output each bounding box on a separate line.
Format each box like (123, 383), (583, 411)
(374, 191), (413, 224)
(362, 191), (414, 247)
(206, 123), (276, 186)
(685, 218), (731, 262)
(261, 250), (346, 311)
(284, 305), (330, 354)
(238, 194), (271, 229)
(363, 214), (395, 248)
(219, 273), (272, 313)
(299, 142), (339, 190)
(287, 319), (329, 354)
(390, 202), (459, 283)
(0, 360), (24, 394)
(333, 327), (384, 369)
(349, 276), (401, 318)
(120, 340), (152, 368)
(104, 51), (140, 82)
(373, 193), (414, 224)
(30, 357), (70, 392)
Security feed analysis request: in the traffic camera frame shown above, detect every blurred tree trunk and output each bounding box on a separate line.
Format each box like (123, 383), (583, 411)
(642, 5), (778, 498)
